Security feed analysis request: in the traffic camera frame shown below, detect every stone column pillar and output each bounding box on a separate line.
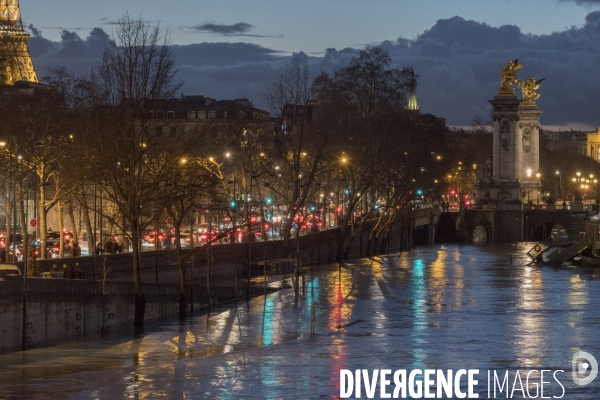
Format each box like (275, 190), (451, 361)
(489, 94), (522, 202)
(518, 105), (543, 202)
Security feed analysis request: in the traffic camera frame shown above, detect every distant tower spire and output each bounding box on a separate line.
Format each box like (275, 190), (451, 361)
(0, 0), (38, 85)
(406, 70), (419, 111)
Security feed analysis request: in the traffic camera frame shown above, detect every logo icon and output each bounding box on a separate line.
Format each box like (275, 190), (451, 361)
(572, 351), (598, 386)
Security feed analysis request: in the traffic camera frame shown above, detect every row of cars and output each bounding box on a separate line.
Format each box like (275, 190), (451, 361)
(141, 223), (280, 249)
(0, 231), (75, 260)
(142, 229), (212, 249)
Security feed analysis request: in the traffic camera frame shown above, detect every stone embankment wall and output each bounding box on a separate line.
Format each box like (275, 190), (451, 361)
(1, 224), (410, 351)
(0, 277), (261, 351)
(27, 225), (410, 284)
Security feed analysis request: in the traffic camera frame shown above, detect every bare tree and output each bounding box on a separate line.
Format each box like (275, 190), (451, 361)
(160, 156), (222, 315)
(85, 14), (183, 327)
(266, 55), (334, 251)
(313, 46), (414, 258)
(0, 75), (82, 261)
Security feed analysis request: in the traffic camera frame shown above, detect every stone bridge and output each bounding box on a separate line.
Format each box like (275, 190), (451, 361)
(462, 208), (586, 243)
(409, 206), (586, 244)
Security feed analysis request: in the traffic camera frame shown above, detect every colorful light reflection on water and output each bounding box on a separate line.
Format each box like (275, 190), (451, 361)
(0, 244), (599, 399)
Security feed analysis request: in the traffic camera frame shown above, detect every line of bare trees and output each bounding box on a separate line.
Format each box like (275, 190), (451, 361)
(0, 14), (453, 327)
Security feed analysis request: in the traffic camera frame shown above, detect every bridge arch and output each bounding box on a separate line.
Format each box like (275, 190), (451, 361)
(526, 211), (581, 242)
(464, 211), (494, 243)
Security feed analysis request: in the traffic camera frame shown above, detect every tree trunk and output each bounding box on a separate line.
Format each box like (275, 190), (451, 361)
(19, 182), (27, 262)
(81, 191), (94, 257)
(120, 213), (127, 252)
(68, 202), (78, 247)
(336, 233), (346, 261)
(207, 240), (212, 306)
(39, 182), (47, 259)
(282, 220), (292, 257)
(173, 224), (187, 316)
(4, 198), (12, 262)
(131, 230), (146, 327)
(337, 209), (353, 260)
(27, 237), (37, 277)
(207, 214), (213, 306)
(379, 234), (387, 254)
(58, 200), (65, 258)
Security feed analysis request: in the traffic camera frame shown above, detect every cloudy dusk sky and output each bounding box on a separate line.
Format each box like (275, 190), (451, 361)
(19, 0), (600, 129)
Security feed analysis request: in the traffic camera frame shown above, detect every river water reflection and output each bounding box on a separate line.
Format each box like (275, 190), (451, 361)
(1, 243), (600, 399)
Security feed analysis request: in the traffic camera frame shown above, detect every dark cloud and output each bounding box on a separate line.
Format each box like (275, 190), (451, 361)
(28, 25), (110, 79)
(187, 22), (283, 38)
(191, 22), (253, 35)
(25, 13), (600, 126)
(371, 13), (600, 127)
(560, 0), (600, 5)
(418, 17), (522, 49)
(27, 24), (42, 37)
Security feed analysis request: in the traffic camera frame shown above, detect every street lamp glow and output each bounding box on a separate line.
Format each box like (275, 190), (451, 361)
(577, 171), (581, 177)
(0, 141), (5, 147)
(536, 171), (541, 179)
(556, 170), (560, 175)
(225, 152), (231, 158)
(526, 169), (532, 177)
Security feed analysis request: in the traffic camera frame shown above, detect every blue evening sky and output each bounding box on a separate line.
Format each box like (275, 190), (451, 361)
(21, 0), (595, 54)
(18, 0), (600, 128)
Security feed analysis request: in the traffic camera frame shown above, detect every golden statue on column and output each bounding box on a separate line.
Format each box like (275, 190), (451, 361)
(517, 77), (546, 106)
(495, 59), (523, 94)
(495, 59), (545, 105)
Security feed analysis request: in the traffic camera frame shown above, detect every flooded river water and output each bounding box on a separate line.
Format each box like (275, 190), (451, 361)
(1, 243), (600, 399)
